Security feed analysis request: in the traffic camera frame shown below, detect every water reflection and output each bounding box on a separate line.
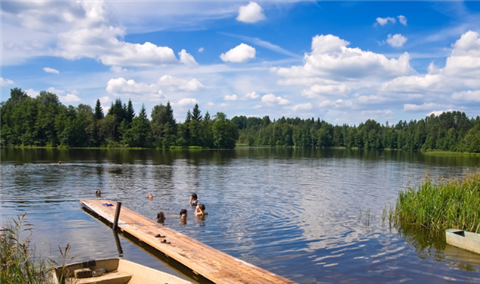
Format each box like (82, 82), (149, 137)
(1, 148), (480, 283)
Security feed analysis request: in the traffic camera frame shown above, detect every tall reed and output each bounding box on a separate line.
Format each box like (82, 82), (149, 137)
(0, 213), (53, 283)
(1, 213), (73, 284)
(392, 170), (480, 232)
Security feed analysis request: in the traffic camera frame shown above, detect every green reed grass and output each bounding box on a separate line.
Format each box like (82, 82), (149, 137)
(0, 213), (73, 284)
(392, 170), (480, 232)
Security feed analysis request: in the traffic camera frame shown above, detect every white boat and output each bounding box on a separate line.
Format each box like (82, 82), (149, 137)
(445, 229), (480, 255)
(52, 258), (192, 284)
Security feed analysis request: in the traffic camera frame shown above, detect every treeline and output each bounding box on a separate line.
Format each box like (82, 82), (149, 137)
(0, 88), (238, 149)
(232, 112), (480, 153)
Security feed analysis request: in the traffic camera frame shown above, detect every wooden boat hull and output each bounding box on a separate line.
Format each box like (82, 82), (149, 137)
(445, 229), (480, 255)
(52, 258), (192, 284)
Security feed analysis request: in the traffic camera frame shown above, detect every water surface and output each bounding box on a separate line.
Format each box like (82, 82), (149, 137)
(1, 148), (480, 283)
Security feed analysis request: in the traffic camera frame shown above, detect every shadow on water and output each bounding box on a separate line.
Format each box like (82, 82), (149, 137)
(396, 223), (480, 272)
(81, 207), (213, 284)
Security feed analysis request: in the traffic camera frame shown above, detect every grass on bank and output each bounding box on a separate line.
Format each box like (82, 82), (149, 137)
(392, 170), (480, 232)
(0, 213), (73, 284)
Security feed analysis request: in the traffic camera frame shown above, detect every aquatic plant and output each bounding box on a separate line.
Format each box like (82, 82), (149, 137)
(0, 213), (52, 283)
(393, 170), (480, 232)
(0, 213), (74, 284)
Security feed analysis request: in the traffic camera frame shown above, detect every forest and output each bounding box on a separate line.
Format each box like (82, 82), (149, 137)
(1, 87), (479, 152)
(0, 88), (238, 149)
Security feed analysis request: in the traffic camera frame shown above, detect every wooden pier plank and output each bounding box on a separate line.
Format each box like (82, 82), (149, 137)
(81, 200), (296, 284)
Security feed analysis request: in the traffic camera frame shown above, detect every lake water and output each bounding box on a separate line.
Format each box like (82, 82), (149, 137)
(1, 148), (480, 283)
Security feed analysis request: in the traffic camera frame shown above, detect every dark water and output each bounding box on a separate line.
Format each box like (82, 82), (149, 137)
(1, 148), (480, 283)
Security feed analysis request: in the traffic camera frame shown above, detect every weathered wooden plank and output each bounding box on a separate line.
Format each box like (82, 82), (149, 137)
(81, 200), (297, 284)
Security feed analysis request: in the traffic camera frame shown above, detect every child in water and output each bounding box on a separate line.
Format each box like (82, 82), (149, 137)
(147, 193), (153, 199)
(179, 209), (187, 223)
(194, 204), (208, 217)
(189, 193), (198, 206)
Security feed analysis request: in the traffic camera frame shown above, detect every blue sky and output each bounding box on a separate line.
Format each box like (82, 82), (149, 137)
(1, 1), (479, 125)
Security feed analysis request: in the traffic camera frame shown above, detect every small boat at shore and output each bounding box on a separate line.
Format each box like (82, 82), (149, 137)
(445, 229), (480, 255)
(52, 258), (192, 284)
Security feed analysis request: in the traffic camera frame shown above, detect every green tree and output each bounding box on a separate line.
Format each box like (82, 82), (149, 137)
(94, 99), (104, 120)
(212, 112), (239, 149)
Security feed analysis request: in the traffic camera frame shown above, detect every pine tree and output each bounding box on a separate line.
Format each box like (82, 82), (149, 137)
(94, 99), (104, 120)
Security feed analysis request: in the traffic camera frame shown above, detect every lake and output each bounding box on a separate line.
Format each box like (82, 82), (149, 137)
(1, 148), (480, 283)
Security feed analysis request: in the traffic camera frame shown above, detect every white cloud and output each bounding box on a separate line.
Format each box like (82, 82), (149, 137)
(46, 87), (65, 95)
(178, 49), (198, 66)
(427, 110), (455, 117)
(386, 34), (407, 48)
(398, 15), (407, 26)
(25, 89), (39, 97)
(244, 91), (259, 99)
(220, 43), (256, 63)
(292, 103), (312, 111)
(99, 96), (111, 104)
(236, 2), (266, 23)
(452, 90), (480, 102)
(261, 93), (289, 105)
(224, 94), (238, 101)
(106, 78), (164, 101)
(273, 34), (413, 81)
(376, 17), (396, 26)
(207, 102), (214, 107)
(110, 66), (128, 73)
(43, 67), (59, 74)
(381, 31), (480, 94)
(59, 94), (81, 103)
(302, 84), (350, 98)
(198, 47), (204, 52)
(178, 98), (198, 106)
(403, 102), (440, 112)
(0, 77), (14, 86)
(157, 75), (204, 92)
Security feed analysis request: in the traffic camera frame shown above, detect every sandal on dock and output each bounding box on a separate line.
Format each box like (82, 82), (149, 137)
(155, 234), (165, 238)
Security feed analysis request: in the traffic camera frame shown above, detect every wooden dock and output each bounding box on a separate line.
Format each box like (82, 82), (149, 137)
(81, 200), (297, 284)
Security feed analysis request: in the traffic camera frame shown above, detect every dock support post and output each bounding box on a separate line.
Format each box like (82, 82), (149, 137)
(112, 202), (122, 230)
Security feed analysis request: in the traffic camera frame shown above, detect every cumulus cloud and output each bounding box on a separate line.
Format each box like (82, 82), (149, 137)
(178, 98), (198, 106)
(43, 67), (59, 74)
(398, 15), (407, 25)
(273, 34), (413, 81)
(110, 66), (127, 73)
(386, 34), (407, 47)
(376, 17), (396, 26)
(244, 91), (259, 99)
(403, 102), (441, 112)
(99, 96), (111, 104)
(178, 49), (198, 66)
(198, 47), (204, 52)
(59, 94), (81, 103)
(25, 89), (39, 97)
(261, 93), (289, 105)
(224, 94), (238, 101)
(51, 1), (179, 67)
(0, 77), (14, 86)
(452, 90), (480, 102)
(292, 103), (312, 111)
(237, 2), (266, 23)
(157, 75), (204, 92)
(302, 84), (350, 98)
(106, 78), (164, 101)
(381, 31), (480, 94)
(220, 43), (256, 63)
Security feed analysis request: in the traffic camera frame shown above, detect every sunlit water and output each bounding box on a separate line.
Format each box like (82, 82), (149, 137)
(1, 148), (480, 283)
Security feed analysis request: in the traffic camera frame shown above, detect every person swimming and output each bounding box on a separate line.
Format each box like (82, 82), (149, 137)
(147, 193), (153, 199)
(156, 211), (165, 222)
(194, 204), (208, 217)
(179, 209), (187, 224)
(189, 193), (198, 206)
(96, 189), (101, 197)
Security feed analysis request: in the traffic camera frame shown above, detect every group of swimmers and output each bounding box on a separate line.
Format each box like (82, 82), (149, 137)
(95, 189), (207, 224)
(153, 193), (208, 223)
